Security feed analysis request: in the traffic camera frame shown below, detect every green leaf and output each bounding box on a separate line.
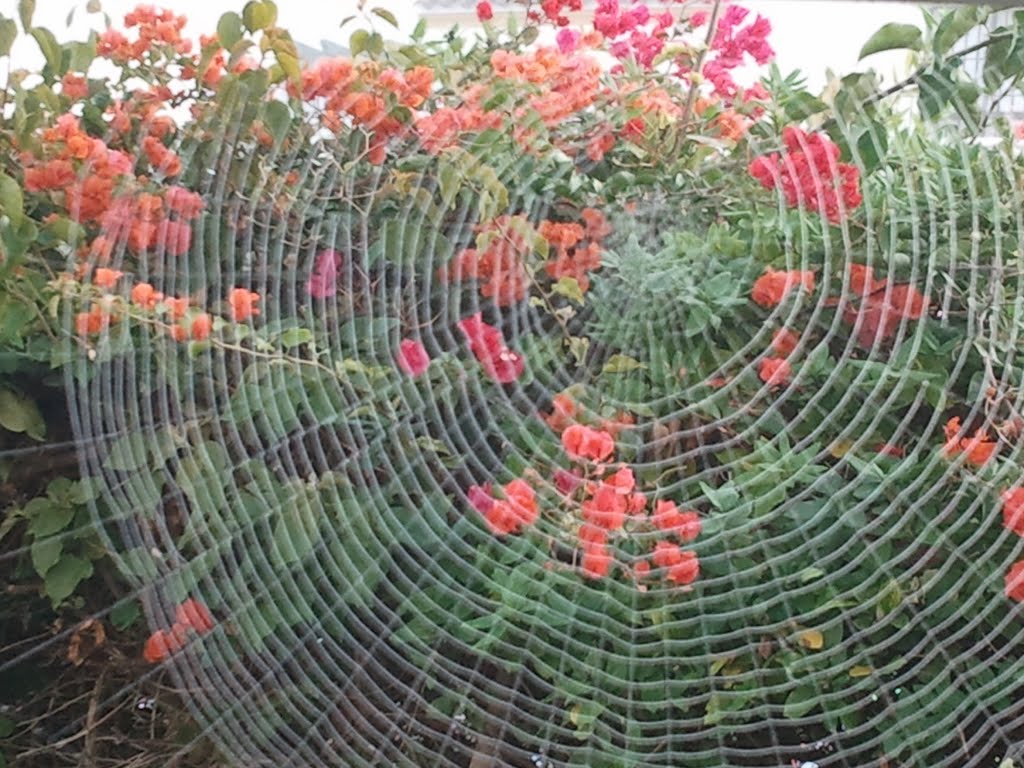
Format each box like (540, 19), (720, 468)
(30, 536), (62, 576)
(103, 433), (147, 472)
(551, 276), (585, 305)
(17, 0), (34, 31)
(44, 555), (93, 606)
(217, 12), (244, 50)
(29, 27), (62, 75)
(0, 389), (45, 439)
(0, 716), (13, 739)
(278, 327), (313, 348)
(26, 497), (74, 537)
(859, 23), (922, 59)
(262, 100), (291, 143)
(371, 7), (399, 27)
(242, 1), (278, 32)
(933, 7), (987, 55)
(110, 600), (141, 630)
(602, 354), (646, 374)
(0, 172), (24, 224)
(783, 684), (819, 718)
(0, 17), (18, 58)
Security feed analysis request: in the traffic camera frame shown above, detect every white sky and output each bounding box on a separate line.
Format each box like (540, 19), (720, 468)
(1, 0), (922, 92)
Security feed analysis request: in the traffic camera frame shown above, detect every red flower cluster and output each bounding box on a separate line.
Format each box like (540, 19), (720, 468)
(396, 338), (431, 377)
(470, 479), (539, 536)
(594, 0), (675, 69)
(942, 417), (997, 466)
(749, 127), (862, 223)
(296, 58), (433, 164)
(444, 216), (534, 306)
(544, 395), (701, 584)
(457, 313), (525, 383)
(540, 208), (610, 292)
(97, 6), (191, 64)
(841, 264), (929, 348)
(759, 356), (791, 388)
(143, 598), (214, 663)
(527, 0), (583, 26)
(694, 5), (774, 98)
(1004, 488), (1024, 602)
(750, 267), (815, 308)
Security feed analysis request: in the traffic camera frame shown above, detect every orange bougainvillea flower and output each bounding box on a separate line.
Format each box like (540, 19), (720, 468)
(142, 624), (186, 663)
(581, 544), (613, 579)
(164, 297), (189, 320)
(92, 268), (124, 289)
(943, 416), (997, 465)
(771, 328), (800, 356)
(561, 424), (615, 463)
(75, 306), (114, 336)
(175, 598), (215, 634)
(750, 267), (815, 308)
(651, 541), (700, 585)
(1006, 560), (1024, 602)
(759, 356), (791, 387)
(228, 288), (261, 322)
(582, 482), (629, 530)
(544, 393), (578, 432)
(651, 500), (701, 542)
(1002, 488), (1024, 536)
(189, 313), (213, 341)
(482, 479), (538, 536)
(131, 282), (164, 309)
(960, 429), (997, 466)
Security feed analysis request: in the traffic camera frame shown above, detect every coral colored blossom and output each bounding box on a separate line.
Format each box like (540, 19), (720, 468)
(561, 424), (615, 462)
(307, 249), (341, 299)
(544, 393), (578, 432)
(228, 288), (261, 322)
(176, 599), (215, 634)
(581, 544), (613, 579)
(1002, 488), (1024, 536)
(482, 479), (538, 535)
(751, 268), (815, 308)
(93, 268), (124, 289)
(396, 338), (431, 377)
(189, 313), (213, 341)
(143, 624), (186, 663)
(1006, 560), (1024, 602)
(771, 328), (800, 356)
(651, 541), (699, 585)
(759, 356), (791, 387)
(652, 500), (701, 542)
(554, 468), (583, 496)
(131, 282), (164, 309)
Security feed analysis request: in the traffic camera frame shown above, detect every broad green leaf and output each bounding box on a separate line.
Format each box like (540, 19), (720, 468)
(44, 554), (93, 605)
(217, 12), (244, 50)
(859, 23), (922, 59)
(0, 17), (17, 57)
(110, 600), (141, 630)
(551, 276), (585, 305)
(278, 327), (313, 348)
(243, 0), (278, 32)
(17, 0), (34, 31)
(783, 684), (819, 718)
(602, 354), (646, 374)
(30, 536), (62, 576)
(0, 389), (45, 439)
(26, 497), (74, 537)
(934, 7), (987, 55)
(262, 100), (291, 144)
(29, 27), (62, 75)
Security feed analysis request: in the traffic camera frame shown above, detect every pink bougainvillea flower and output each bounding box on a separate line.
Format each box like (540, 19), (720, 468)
(467, 484), (494, 515)
(1001, 488), (1024, 536)
(307, 249), (341, 298)
(554, 468), (583, 496)
(396, 338), (430, 377)
(476, 0), (493, 21)
(561, 424), (615, 463)
(556, 28), (582, 54)
(456, 313), (525, 383)
(1006, 560), (1024, 602)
